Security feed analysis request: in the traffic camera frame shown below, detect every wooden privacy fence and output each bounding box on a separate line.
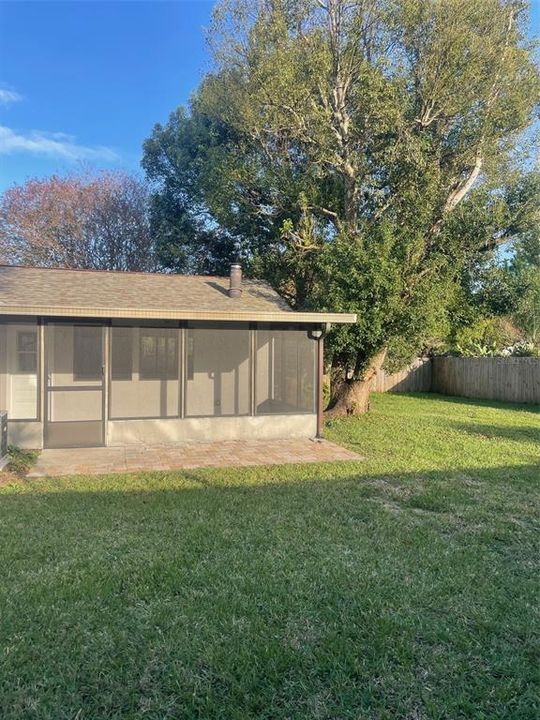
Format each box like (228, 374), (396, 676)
(431, 357), (540, 404)
(372, 357), (540, 404)
(372, 357), (432, 393)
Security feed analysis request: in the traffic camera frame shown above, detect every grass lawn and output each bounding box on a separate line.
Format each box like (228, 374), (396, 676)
(0, 393), (538, 719)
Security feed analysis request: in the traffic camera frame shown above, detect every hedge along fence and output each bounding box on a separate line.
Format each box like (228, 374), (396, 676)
(372, 357), (540, 404)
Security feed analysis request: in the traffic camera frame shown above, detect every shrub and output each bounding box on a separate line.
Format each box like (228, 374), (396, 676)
(502, 342), (540, 357)
(450, 317), (523, 357)
(7, 446), (39, 477)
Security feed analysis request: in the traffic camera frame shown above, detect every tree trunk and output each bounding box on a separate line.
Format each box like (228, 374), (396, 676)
(326, 348), (386, 417)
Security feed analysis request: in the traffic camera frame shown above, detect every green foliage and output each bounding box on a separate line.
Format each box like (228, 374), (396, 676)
(510, 232), (540, 342)
(450, 316), (521, 355)
(450, 169), (540, 324)
(6, 445), (39, 477)
(456, 341), (500, 357)
(143, 0), (540, 388)
(448, 171), (540, 348)
(319, 222), (454, 373)
(142, 108), (241, 274)
(504, 342), (540, 357)
(445, 317), (540, 357)
(452, 339), (540, 357)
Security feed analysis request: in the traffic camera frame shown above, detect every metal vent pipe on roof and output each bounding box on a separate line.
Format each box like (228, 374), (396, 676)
(229, 263), (242, 298)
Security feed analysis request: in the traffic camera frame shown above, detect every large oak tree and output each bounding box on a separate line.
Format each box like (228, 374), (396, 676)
(145, 0), (539, 413)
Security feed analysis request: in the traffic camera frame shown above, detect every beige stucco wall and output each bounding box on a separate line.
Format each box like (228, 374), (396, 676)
(6, 414), (317, 450)
(107, 414), (317, 446)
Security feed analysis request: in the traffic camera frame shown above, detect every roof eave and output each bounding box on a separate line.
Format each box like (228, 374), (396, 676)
(0, 305), (357, 324)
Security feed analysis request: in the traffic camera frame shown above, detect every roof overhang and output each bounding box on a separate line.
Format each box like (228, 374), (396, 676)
(0, 305), (357, 324)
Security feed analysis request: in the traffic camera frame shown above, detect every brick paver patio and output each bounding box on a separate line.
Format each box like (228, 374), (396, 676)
(28, 439), (363, 477)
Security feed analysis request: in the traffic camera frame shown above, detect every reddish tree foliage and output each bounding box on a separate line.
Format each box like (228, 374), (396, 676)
(0, 171), (156, 271)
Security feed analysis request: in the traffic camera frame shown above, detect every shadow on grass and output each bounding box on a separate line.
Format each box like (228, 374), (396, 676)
(1, 463), (538, 513)
(449, 422), (540, 444)
(416, 392), (540, 414)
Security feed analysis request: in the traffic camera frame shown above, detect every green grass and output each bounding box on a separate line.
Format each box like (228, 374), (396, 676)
(0, 393), (538, 720)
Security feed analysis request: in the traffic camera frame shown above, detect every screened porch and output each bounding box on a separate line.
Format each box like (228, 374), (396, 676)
(0, 319), (319, 449)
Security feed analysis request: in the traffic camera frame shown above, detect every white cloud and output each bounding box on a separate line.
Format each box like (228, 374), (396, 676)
(0, 88), (23, 105)
(0, 126), (119, 161)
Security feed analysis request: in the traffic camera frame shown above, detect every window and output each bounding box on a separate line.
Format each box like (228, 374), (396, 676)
(139, 331), (178, 380)
(255, 328), (315, 414)
(16, 331), (37, 373)
(73, 326), (103, 382)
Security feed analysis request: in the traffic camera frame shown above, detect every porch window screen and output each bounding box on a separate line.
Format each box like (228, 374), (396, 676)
(185, 325), (250, 417)
(73, 325), (103, 381)
(48, 324), (102, 389)
(0, 321), (39, 420)
(139, 331), (178, 380)
(111, 327), (133, 380)
(17, 331), (38, 372)
(255, 329), (316, 414)
(110, 326), (179, 419)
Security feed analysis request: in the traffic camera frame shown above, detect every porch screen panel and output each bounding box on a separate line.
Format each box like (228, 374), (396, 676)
(110, 326), (179, 419)
(44, 323), (104, 448)
(47, 324), (103, 422)
(48, 324), (102, 389)
(256, 329), (316, 414)
(0, 321), (39, 420)
(185, 325), (250, 417)
(0, 323), (5, 413)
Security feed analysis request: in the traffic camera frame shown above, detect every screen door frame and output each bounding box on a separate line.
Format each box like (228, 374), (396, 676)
(43, 320), (106, 449)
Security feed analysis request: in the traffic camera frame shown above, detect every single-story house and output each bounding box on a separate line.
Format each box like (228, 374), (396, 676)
(0, 264), (355, 449)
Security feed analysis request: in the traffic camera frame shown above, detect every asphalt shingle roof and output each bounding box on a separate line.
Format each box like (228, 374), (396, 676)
(0, 265), (356, 324)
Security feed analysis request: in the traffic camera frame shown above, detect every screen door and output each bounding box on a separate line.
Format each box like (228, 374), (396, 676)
(44, 323), (105, 448)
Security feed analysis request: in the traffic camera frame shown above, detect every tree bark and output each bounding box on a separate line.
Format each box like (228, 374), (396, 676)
(326, 348), (386, 416)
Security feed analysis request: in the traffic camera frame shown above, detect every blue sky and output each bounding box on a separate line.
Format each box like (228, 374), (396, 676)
(0, 0), (214, 190)
(0, 0), (539, 193)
